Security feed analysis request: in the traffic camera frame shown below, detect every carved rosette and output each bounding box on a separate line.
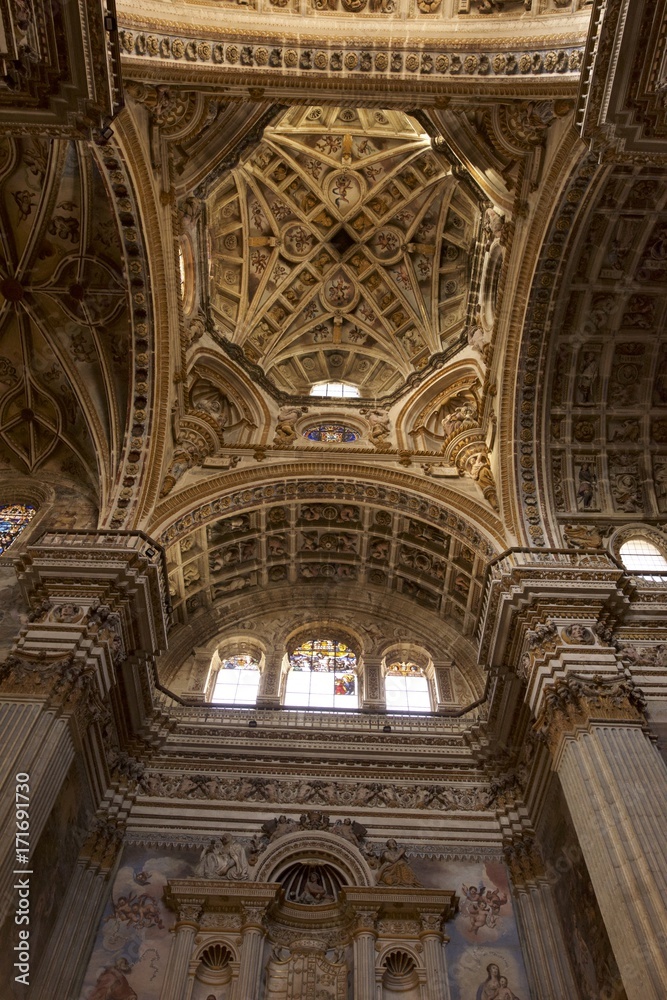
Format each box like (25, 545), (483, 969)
(534, 673), (647, 757)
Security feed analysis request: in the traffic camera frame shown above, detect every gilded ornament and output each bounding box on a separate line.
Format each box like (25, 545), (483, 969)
(171, 38), (185, 59)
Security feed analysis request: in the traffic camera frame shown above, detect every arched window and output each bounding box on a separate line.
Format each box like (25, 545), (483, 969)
(0, 504), (37, 555)
(385, 661), (431, 712)
(303, 424), (358, 443)
(211, 654), (261, 705)
(619, 538), (667, 580)
(285, 639), (358, 709)
(177, 242), (186, 299)
(309, 382), (360, 399)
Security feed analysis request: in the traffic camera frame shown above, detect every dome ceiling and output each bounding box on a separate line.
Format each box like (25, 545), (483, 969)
(207, 106), (483, 397)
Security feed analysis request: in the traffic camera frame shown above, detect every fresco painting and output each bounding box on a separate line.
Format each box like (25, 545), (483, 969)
(79, 845), (199, 1000)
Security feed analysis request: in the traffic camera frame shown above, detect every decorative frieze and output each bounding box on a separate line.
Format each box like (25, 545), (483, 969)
(118, 28), (585, 89)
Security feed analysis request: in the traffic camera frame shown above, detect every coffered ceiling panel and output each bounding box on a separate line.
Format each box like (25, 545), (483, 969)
(207, 106), (483, 397)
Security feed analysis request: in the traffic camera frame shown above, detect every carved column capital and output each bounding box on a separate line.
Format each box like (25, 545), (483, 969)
(534, 673), (647, 759)
(352, 908), (378, 935)
(419, 911), (443, 936)
(177, 902), (203, 928)
(80, 815), (125, 875)
(241, 903), (267, 930)
(503, 836), (545, 891)
(0, 651), (96, 707)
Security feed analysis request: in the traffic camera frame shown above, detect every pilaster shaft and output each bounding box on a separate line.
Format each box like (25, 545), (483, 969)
(360, 657), (385, 711)
(236, 916), (267, 1000)
(556, 723), (667, 999)
(420, 915), (450, 1000)
(352, 909), (378, 997)
(160, 912), (200, 1000)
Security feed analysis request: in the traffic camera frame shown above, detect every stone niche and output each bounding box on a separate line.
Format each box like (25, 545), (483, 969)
(163, 831), (457, 1000)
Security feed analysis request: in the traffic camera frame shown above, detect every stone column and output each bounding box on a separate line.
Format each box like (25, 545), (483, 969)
(0, 531), (168, 927)
(32, 818), (124, 1000)
(420, 911), (451, 1000)
(236, 904), (269, 1000)
(504, 837), (579, 999)
(537, 676), (667, 1000)
(360, 657), (385, 712)
(352, 908), (378, 997)
(160, 903), (202, 1000)
(256, 647), (284, 709)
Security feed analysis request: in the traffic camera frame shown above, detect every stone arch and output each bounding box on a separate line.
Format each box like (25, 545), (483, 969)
(254, 831), (373, 888)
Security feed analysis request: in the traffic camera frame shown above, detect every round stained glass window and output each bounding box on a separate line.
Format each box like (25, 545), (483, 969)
(304, 424), (359, 443)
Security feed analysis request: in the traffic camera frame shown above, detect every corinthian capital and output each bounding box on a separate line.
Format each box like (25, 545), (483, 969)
(535, 673), (647, 756)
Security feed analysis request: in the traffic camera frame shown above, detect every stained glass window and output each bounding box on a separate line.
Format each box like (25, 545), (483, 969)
(304, 424), (358, 443)
(285, 639), (358, 708)
(0, 504), (37, 554)
(385, 661), (431, 712)
(310, 382), (360, 399)
(211, 654), (260, 705)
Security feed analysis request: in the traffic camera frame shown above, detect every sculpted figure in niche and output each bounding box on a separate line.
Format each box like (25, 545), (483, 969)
(441, 399), (478, 442)
(297, 869), (333, 904)
(576, 352), (599, 404)
(376, 839), (422, 887)
(190, 379), (230, 431)
(576, 464), (597, 510)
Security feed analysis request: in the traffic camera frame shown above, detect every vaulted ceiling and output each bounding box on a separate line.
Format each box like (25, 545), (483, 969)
(207, 107), (482, 397)
(0, 138), (130, 510)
